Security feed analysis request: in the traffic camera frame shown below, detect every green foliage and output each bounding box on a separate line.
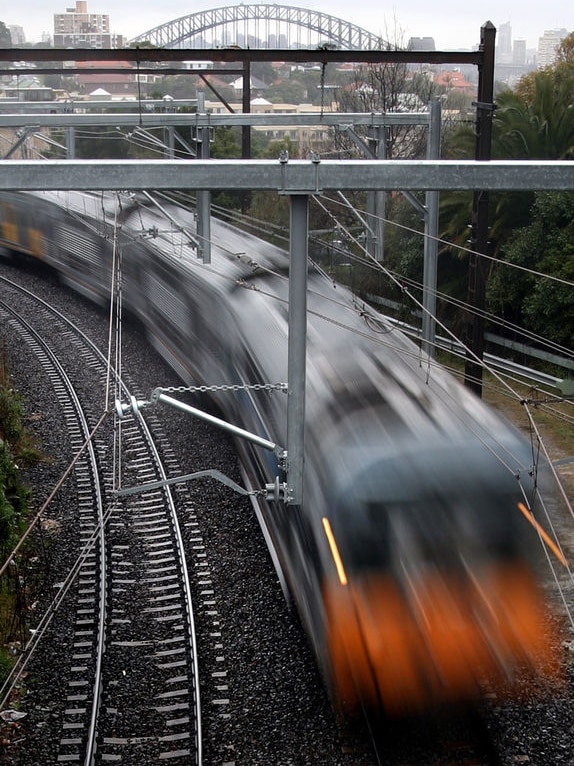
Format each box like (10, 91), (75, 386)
(210, 125), (241, 158)
(0, 373), (37, 558)
(0, 440), (20, 557)
(493, 77), (574, 161)
(75, 126), (155, 160)
(210, 126), (243, 210)
(488, 192), (574, 345)
(440, 40), (574, 346)
(254, 136), (299, 159)
(247, 191), (290, 241)
(251, 61), (275, 84)
(266, 78), (307, 105)
(146, 74), (200, 100)
(0, 385), (24, 445)
(0, 436), (29, 561)
(0, 648), (14, 686)
(0, 363), (44, 656)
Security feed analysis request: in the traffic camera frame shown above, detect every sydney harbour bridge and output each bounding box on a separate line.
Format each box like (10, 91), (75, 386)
(129, 3), (389, 52)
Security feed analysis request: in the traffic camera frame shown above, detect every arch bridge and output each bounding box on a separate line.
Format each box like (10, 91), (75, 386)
(129, 4), (388, 51)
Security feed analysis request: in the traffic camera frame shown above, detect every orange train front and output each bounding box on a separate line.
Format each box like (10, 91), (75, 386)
(316, 437), (563, 717)
(323, 564), (559, 715)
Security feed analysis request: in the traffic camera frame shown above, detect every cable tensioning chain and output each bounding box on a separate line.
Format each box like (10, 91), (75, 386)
(158, 383), (288, 394)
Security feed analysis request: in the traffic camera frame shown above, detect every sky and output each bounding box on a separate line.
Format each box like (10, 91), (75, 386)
(4, 0), (571, 51)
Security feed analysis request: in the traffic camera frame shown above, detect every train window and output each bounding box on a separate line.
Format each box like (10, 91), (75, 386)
(331, 500), (391, 573)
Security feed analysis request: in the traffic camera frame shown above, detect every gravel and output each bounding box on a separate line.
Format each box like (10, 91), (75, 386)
(0, 263), (369, 765)
(1, 261), (573, 765)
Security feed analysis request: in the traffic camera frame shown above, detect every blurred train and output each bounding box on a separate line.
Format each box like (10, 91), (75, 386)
(0, 189), (562, 717)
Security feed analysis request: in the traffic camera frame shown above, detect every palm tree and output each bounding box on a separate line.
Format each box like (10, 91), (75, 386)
(494, 73), (574, 161)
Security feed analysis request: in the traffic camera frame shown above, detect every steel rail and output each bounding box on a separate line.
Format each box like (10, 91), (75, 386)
(0, 274), (203, 764)
(0, 284), (107, 766)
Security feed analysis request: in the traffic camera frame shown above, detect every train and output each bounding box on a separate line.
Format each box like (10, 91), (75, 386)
(0, 188), (562, 718)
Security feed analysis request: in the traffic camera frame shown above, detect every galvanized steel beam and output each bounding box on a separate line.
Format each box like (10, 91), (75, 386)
(0, 46), (483, 67)
(1, 159), (574, 192)
(0, 112), (431, 129)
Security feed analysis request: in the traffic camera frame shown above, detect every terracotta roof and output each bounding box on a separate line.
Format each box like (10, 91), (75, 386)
(433, 70), (474, 89)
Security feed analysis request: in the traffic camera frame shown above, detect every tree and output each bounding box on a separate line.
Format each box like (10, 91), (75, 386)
(209, 126), (243, 210)
(435, 33), (574, 357)
(266, 78), (307, 105)
(333, 21), (437, 160)
(488, 192), (574, 346)
(493, 77), (574, 161)
(441, 44), (574, 281)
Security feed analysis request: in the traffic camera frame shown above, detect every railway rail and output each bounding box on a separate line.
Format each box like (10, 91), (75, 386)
(0, 275), (202, 765)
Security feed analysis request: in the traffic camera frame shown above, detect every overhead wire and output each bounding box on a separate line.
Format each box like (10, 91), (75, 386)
(320, 191), (574, 289)
(308, 189), (574, 591)
(129, 194), (544, 472)
(72, 189), (574, 597)
(312, 190), (573, 382)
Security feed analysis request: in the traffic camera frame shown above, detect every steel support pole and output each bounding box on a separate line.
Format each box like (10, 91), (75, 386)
(164, 126), (175, 158)
(196, 92), (211, 263)
(241, 59), (252, 213)
(67, 126), (75, 159)
(421, 98), (441, 357)
(374, 124), (385, 263)
(287, 194), (308, 506)
(464, 21), (496, 396)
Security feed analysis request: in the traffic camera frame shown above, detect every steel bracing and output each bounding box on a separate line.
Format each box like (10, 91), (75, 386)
(129, 4), (389, 51)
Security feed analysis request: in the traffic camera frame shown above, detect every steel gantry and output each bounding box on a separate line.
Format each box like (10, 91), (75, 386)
(3, 27), (574, 504)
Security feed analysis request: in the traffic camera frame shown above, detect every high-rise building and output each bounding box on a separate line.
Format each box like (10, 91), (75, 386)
(537, 28), (569, 69)
(497, 22), (512, 55)
(53, 1), (124, 48)
(408, 37), (436, 51)
(513, 39), (526, 66)
(495, 22), (513, 65)
(9, 25), (26, 45)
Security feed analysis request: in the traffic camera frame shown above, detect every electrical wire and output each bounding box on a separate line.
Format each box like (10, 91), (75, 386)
(320, 191), (574, 289)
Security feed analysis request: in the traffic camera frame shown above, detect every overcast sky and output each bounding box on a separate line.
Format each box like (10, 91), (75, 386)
(4, 0), (572, 51)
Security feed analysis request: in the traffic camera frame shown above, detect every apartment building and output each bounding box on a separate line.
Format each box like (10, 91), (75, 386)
(54, 0), (124, 48)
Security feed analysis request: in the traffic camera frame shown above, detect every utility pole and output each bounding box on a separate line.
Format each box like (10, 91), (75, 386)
(464, 21), (496, 396)
(241, 59), (252, 213)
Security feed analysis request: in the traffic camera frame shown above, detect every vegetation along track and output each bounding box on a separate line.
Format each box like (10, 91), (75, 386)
(0, 274), (202, 764)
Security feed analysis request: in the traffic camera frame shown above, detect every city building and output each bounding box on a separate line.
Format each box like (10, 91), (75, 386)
(408, 37), (436, 51)
(205, 98), (333, 152)
(513, 39), (527, 66)
(433, 69), (475, 93)
(492, 21), (537, 85)
(53, 0), (124, 48)
(537, 28), (569, 68)
(76, 60), (138, 96)
(9, 25), (26, 45)
(497, 22), (513, 64)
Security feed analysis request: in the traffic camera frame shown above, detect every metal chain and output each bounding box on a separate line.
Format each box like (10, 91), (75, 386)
(157, 382), (288, 394)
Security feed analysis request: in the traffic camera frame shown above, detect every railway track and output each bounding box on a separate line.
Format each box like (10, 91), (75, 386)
(0, 276), (202, 764)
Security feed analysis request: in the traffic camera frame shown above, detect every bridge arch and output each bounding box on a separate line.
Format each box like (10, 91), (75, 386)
(130, 4), (388, 51)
